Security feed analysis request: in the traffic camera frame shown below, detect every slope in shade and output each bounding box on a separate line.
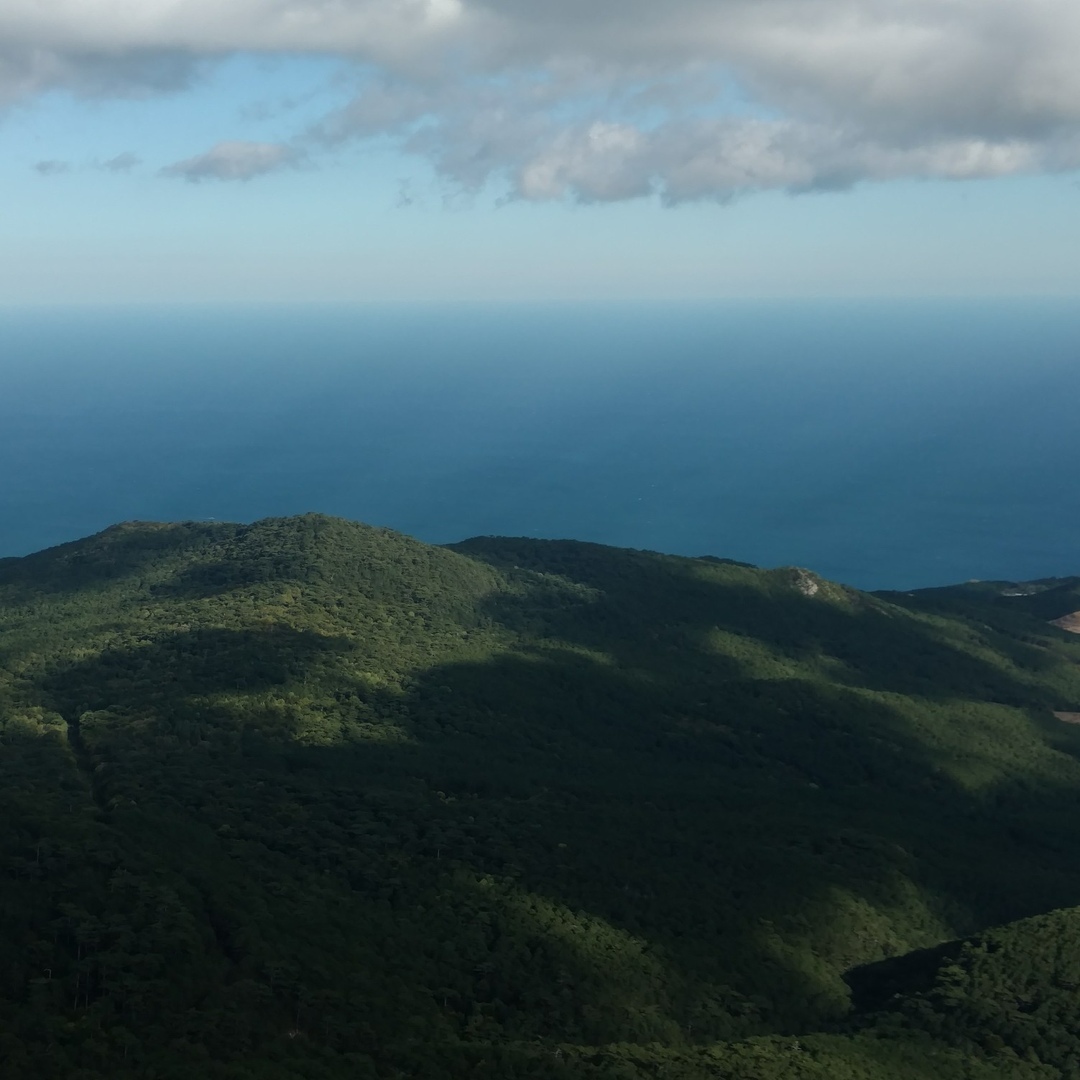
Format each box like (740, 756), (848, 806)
(2, 514), (1080, 1078)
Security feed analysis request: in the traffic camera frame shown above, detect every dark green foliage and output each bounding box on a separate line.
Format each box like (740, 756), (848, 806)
(2, 514), (1080, 1077)
(857, 905), (1080, 1077)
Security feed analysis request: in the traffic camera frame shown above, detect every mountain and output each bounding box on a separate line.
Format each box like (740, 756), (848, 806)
(2, 514), (1080, 1078)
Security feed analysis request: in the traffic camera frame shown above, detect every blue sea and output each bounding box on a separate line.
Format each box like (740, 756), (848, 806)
(1, 300), (1077, 590)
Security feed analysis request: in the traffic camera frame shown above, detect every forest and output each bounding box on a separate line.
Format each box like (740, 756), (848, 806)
(2, 513), (1080, 1078)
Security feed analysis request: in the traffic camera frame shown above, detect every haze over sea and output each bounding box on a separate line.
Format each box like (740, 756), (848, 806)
(2, 300), (1077, 591)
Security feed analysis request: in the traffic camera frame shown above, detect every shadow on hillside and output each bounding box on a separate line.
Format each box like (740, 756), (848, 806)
(844, 939), (962, 1015)
(885, 577), (1080, 624)
(43, 625), (354, 718)
(0, 521), (229, 602)
(452, 536), (1070, 708)
(23, 608), (1080, 1047)
(149, 555), (314, 601)
(13, 533), (1080, 1053)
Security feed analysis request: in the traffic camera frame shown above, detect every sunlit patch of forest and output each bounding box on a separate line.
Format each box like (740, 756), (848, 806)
(3, 514), (1080, 1078)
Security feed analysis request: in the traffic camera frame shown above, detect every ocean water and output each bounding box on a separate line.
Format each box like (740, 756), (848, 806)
(1, 300), (1077, 591)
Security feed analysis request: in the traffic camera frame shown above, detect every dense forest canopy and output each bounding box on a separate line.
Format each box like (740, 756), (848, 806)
(3, 514), (1080, 1078)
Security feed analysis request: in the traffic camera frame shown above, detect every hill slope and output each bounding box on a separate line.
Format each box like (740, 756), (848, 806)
(2, 515), (1080, 1078)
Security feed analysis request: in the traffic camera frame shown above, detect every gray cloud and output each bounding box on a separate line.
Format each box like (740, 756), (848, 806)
(0, 45), (205, 106)
(99, 151), (141, 172)
(160, 140), (299, 182)
(33, 159), (71, 176)
(4, 0), (1080, 200)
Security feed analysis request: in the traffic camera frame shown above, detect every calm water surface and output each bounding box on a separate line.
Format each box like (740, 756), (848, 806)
(1, 301), (1077, 590)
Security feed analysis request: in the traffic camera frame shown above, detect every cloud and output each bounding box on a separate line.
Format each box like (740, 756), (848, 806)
(33, 159), (70, 176)
(99, 151), (141, 172)
(160, 140), (298, 182)
(0, 44), (204, 106)
(505, 118), (1054, 204)
(4, 0), (1080, 200)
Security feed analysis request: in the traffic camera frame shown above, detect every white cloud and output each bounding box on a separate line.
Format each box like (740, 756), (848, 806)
(160, 140), (298, 181)
(4, 0), (1080, 200)
(519, 123), (650, 202)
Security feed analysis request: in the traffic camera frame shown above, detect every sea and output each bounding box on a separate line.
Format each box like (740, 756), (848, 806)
(1, 299), (1077, 591)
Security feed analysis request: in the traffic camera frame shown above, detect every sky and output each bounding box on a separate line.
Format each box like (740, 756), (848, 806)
(2, 0), (1079, 304)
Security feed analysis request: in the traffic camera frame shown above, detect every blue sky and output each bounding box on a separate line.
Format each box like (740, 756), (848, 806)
(2, 2), (1078, 304)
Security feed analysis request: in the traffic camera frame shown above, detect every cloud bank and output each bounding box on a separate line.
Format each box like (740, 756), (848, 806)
(5, 0), (1080, 201)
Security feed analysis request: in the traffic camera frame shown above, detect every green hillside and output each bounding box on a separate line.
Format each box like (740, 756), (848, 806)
(848, 902), (1080, 1075)
(2, 514), (1080, 1078)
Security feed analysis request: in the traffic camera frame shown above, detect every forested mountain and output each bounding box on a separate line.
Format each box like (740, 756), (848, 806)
(2, 514), (1080, 1078)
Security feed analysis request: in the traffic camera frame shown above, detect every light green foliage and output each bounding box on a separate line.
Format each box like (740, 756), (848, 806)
(3, 515), (1080, 1077)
